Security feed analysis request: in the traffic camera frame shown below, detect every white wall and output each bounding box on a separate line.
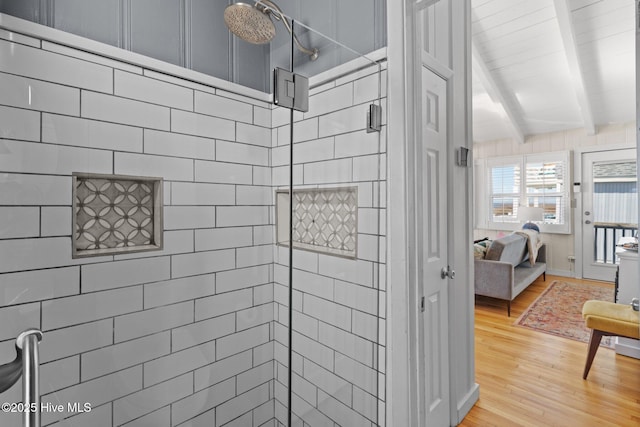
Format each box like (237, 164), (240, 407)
(473, 122), (636, 276)
(0, 14), (387, 427)
(387, 0), (477, 425)
(0, 23), (276, 427)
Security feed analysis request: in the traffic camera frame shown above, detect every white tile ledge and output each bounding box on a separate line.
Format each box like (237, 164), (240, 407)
(0, 13), (271, 105)
(308, 47), (388, 89)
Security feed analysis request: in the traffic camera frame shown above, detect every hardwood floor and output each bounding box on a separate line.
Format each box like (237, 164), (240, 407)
(460, 275), (640, 427)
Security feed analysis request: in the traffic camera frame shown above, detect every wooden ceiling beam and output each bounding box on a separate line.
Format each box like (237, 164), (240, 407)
(471, 40), (525, 144)
(553, 0), (596, 135)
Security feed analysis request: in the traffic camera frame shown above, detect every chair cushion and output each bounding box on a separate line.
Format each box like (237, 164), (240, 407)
(582, 300), (640, 339)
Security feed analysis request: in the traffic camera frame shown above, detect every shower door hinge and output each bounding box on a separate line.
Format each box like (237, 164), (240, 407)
(274, 68), (309, 112)
(367, 104), (382, 133)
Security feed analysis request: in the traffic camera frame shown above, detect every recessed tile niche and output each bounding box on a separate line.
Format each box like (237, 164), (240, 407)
(72, 173), (163, 258)
(276, 187), (357, 258)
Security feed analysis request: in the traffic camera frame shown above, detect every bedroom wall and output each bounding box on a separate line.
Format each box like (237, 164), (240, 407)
(474, 122), (636, 276)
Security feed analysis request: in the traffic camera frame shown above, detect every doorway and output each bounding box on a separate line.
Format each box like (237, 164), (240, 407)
(418, 66), (451, 426)
(581, 148), (637, 281)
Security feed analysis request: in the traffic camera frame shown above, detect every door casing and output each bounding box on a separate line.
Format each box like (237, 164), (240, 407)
(573, 144), (636, 279)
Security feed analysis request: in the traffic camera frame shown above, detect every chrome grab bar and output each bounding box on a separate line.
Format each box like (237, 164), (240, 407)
(0, 329), (43, 427)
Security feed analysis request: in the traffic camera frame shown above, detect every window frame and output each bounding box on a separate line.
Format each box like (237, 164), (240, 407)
(477, 151), (572, 234)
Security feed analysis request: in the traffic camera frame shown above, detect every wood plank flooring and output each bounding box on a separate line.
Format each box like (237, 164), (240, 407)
(460, 275), (640, 427)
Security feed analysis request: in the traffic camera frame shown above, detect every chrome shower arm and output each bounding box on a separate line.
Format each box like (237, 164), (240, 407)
(255, 0), (319, 60)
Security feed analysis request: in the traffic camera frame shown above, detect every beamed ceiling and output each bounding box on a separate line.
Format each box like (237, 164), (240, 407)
(472, 0), (635, 143)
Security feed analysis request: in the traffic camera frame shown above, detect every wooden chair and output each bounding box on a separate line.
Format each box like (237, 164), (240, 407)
(581, 300), (640, 379)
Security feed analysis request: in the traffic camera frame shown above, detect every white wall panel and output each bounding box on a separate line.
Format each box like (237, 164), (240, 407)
(170, 378), (236, 426)
(0, 39), (113, 93)
(217, 140), (269, 166)
(171, 109), (236, 140)
(172, 313), (235, 351)
(144, 129), (215, 160)
(115, 70), (194, 110)
(195, 91), (253, 123)
(41, 366), (141, 425)
(0, 139), (112, 175)
(82, 91), (170, 131)
(112, 373), (192, 426)
(115, 152), (193, 181)
(0, 105), (40, 141)
(0, 72), (79, 115)
(0, 266), (78, 305)
(0, 207), (39, 239)
(42, 113), (143, 152)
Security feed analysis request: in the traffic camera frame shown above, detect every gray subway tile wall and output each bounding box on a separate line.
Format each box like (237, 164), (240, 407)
(0, 24), (387, 427)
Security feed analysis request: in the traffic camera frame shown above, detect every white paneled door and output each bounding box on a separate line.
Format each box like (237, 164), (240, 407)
(581, 148), (637, 281)
(418, 66), (450, 426)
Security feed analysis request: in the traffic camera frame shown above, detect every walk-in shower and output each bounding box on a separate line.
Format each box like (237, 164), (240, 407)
(0, 2), (385, 426)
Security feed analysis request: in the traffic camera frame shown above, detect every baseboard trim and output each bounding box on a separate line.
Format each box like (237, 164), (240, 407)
(454, 383), (480, 425)
(546, 269), (575, 278)
(615, 337), (640, 359)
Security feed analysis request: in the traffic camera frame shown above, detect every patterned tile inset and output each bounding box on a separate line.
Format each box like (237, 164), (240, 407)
(73, 174), (163, 257)
(279, 187), (357, 258)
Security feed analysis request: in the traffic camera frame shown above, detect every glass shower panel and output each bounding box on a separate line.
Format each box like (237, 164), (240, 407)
(272, 18), (385, 426)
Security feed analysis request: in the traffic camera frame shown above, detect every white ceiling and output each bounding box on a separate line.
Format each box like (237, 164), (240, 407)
(472, 0), (636, 143)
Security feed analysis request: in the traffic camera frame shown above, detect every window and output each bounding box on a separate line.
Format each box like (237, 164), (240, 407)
(477, 151), (571, 234)
(489, 158), (521, 224)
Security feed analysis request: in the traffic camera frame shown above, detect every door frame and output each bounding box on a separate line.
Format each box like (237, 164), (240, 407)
(387, 0), (477, 426)
(572, 143), (635, 279)
(417, 63), (452, 426)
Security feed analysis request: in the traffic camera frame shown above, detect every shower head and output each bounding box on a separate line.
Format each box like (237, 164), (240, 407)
(224, 2), (276, 45)
(224, 0), (319, 61)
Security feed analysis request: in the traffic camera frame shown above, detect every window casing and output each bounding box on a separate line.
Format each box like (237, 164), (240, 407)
(477, 151), (571, 234)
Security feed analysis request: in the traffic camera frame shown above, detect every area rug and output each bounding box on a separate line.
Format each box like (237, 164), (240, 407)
(515, 280), (615, 347)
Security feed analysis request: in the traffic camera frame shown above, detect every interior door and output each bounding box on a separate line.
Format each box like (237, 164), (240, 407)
(581, 148), (637, 281)
(418, 66), (450, 426)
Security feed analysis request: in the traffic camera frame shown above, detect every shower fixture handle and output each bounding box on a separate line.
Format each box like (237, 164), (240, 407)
(0, 329), (43, 427)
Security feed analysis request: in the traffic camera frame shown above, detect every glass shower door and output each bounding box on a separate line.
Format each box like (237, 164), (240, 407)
(273, 17), (386, 426)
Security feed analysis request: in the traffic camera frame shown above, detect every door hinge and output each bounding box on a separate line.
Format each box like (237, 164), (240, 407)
(367, 104), (382, 133)
(420, 296), (425, 312)
(274, 68), (309, 112)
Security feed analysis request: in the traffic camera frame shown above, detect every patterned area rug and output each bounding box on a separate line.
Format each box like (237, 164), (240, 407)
(515, 280), (615, 347)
